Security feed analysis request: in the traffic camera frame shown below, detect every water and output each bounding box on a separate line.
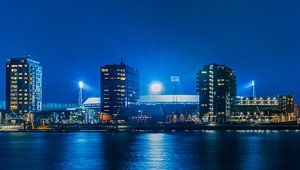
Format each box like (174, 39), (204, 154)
(1, 131), (300, 170)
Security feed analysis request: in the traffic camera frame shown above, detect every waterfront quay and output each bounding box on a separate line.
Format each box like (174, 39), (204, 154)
(2, 58), (299, 133)
(2, 122), (300, 132)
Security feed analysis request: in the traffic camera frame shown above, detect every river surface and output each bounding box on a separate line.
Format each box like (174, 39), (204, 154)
(1, 130), (300, 170)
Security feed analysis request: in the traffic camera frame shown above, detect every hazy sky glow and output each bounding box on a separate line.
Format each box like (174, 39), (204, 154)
(0, 0), (299, 103)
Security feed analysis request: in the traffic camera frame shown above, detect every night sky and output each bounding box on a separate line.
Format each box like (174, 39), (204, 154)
(0, 0), (299, 103)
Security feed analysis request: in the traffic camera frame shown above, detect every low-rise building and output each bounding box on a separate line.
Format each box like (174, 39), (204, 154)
(232, 95), (295, 123)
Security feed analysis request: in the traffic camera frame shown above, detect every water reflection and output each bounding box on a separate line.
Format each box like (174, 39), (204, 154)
(1, 131), (300, 169)
(133, 133), (169, 169)
(61, 133), (103, 169)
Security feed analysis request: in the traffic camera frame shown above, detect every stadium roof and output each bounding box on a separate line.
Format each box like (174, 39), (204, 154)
(82, 95), (199, 107)
(83, 97), (101, 108)
(139, 95), (199, 104)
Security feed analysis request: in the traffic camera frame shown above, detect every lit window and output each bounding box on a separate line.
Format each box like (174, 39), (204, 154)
(101, 68), (108, 72)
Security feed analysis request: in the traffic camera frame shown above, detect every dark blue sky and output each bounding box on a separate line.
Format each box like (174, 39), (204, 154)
(0, 0), (299, 103)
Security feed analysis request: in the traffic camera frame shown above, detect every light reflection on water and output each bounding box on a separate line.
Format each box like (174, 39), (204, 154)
(0, 131), (300, 170)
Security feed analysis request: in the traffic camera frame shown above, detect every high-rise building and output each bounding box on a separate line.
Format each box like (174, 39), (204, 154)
(100, 59), (139, 121)
(6, 57), (42, 117)
(196, 64), (237, 123)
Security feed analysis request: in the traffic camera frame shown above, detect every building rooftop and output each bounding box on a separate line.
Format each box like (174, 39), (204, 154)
(83, 97), (101, 108)
(139, 95), (199, 104)
(82, 95), (199, 107)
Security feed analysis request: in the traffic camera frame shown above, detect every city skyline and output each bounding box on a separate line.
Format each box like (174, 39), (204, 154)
(1, 1), (300, 170)
(0, 0), (299, 103)
(1, 56), (297, 103)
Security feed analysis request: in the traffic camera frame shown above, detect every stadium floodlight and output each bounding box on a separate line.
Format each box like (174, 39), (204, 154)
(171, 76), (180, 82)
(79, 81), (84, 89)
(251, 80), (255, 97)
(78, 81), (84, 108)
(150, 82), (163, 93)
(171, 76), (180, 103)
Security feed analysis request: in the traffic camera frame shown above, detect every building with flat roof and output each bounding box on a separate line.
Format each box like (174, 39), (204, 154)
(100, 59), (139, 121)
(196, 64), (237, 123)
(139, 95), (199, 104)
(42, 103), (77, 111)
(83, 97), (100, 109)
(80, 95), (199, 123)
(233, 95), (295, 123)
(235, 96), (279, 114)
(6, 57), (42, 118)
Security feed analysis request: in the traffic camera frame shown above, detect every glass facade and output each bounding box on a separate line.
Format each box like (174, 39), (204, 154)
(6, 57), (42, 115)
(196, 64), (237, 123)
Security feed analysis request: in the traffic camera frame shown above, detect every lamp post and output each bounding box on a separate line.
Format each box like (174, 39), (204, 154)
(78, 81), (84, 108)
(251, 80), (256, 97)
(171, 76), (180, 103)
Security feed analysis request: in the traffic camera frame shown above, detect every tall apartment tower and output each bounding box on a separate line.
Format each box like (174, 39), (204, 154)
(100, 59), (139, 121)
(196, 64), (237, 123)
(6, 57), (42, 116)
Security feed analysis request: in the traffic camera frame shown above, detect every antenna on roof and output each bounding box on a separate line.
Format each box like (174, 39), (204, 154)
(120, 57), (124, 65)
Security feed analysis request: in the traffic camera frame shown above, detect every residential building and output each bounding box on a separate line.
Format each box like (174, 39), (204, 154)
(100, 59), (139, 121)
(196, 64), (237, 123)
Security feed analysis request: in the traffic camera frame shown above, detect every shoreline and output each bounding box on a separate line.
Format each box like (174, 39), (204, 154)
(2, 124), (300, 132)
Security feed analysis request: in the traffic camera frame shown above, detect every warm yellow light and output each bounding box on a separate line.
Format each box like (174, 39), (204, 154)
(150, 82), (163, 93)
(79, 81), (84, 88)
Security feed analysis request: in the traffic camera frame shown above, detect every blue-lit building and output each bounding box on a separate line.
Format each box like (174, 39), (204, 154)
(196, 64), (237, 123)
(6, 57), (42, 118)
(137, 95), (199, 123)
(100, 59), (140, 121)
(42, 103), (77, 111)
(83, 95), (199, 123)
(232, 95), (296, 123)
(83, 97), (100, 123)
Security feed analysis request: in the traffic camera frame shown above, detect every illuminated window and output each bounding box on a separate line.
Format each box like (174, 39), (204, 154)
(10, 106), (17, 110)
(101, 68), (108, 72)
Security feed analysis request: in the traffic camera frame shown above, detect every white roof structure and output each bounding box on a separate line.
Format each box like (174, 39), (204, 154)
(139, 95), (199, 104)
(83, 97), (101, 108)
(82, 95), (199, 107)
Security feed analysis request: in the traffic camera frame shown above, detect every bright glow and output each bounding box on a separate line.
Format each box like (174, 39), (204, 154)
(245, 80), (255, 88)
(79, 81), (84, 89)
(150, 82), (163, 93)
